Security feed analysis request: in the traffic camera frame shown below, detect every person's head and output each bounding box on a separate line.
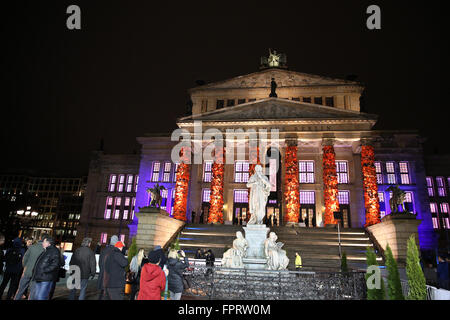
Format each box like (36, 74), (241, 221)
(236, 231), (243, 239)
(295, 252), (299, 256)
(148, 250), (161, 265)
(137, 249), (145, 265)
(81, 237), (92, 248)
(114, 241), (124, 251)
(255, 164), (263, 174)
(269, 232), (277, 241)
(154, 245), (162, 251)
(197, 248), (201, 253)
(110, 235), (119, 246)
(26, 239), (33, 247)
(42, 236), (55, 249)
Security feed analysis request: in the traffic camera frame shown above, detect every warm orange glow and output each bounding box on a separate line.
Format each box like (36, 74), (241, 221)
(361, 145), (381, 226)
(284, 145), (300, 223)
(208, 148), (225, 224)
(322, 145), (339, 225)
(173, 147), (190, 221)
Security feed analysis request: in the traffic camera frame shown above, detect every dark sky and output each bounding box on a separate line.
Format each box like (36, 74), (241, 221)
(0, 1), (446, 176)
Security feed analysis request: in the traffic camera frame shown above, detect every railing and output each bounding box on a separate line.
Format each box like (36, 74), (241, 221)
(183, 264), (366, 300)
(399, 279), (450, 300)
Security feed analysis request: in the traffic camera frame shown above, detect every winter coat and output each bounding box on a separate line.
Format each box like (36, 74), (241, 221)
(167, 257), (189, 294)
(22, 241), (45, 278)
(437, 261), (449, 281)
(206, 252), (215, 267)
(4, 238), (25, 274)
(32, 245), (64, 282)
(103, 247), (128, 288)
(98, 245), (114, 290)
(70, 246), (96, 279)
(137, 263), (166, 300)
(295, 255), (302, 268)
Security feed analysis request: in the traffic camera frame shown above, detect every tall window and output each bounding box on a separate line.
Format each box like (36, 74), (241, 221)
(299, 191), (315, 204)
(108, 174), (117, 192)
(426, 177), (434, 197)
(386, 162), (396, 184)
(114, 197), (121, 219)
(202, 189), (211, 203)
(338, 191), (350, 205)
(299, 161), (314, 183)
(151, 162), (161, 182)
(120, 234), (125, 243)
(126, 174), (134, 192)
(131, 197), (136, 220)
(399, 162), (410, 184)
(161, 189), (168, 210)
(430, 202), (439, 229)
(101, 233), (108, 244)
(104, 197), (113, 219)
(203, 161), (213, 182)
(440, 203), (450, 229)
(378, 192), (386, 218)
(436, 177), (446, 197)
(336, 161), (349, 184)
(162, 162), (172, 182)
(118, 175), (125, 192)
(235, 161), (249, 183)
(172, 163), (179, 182)
(234, 189), (248, 203)
(404, 192), (414, 213)
(375, 162), (383, 184)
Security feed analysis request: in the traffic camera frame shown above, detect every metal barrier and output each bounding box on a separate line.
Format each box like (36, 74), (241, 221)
(183, 264), (366, 300)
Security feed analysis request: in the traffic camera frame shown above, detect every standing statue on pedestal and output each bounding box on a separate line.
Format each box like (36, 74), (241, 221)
(264, 232), (289, 270)
(221, 231), (249, 268)
(386, 185), (407, 213)
(246, 165), (272, 225)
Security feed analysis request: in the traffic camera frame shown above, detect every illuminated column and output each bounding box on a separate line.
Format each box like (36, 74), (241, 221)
(208, 147), (225, 224)
(322, 139), (339, 225)
(173, 147), (190, 221)
(284, 140), (300, 224)
(361, 140), (381, 226)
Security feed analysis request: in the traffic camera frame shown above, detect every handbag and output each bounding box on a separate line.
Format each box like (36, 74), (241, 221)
(59, 267), (66, 279)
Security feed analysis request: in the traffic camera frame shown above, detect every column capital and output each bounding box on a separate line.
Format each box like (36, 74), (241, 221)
(321, 138), (335, 147)
(360, 137), (376, 146)
(284, 138), (298, 147)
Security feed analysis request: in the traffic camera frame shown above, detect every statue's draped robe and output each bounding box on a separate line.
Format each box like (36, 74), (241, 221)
(264, 238), (289, 270)
(246, 172), (271, 224)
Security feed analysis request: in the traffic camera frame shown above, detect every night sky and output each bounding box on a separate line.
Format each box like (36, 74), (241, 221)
(0, 1), (445, 177)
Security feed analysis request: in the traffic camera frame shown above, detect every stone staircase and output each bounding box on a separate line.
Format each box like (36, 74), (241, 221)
(178, 223), (383, 271)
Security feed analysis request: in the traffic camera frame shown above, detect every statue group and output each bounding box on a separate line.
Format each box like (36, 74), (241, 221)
(222, 165), (289, 270)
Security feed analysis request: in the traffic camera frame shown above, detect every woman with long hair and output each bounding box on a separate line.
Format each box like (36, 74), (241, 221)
(129, 248), (147, 300)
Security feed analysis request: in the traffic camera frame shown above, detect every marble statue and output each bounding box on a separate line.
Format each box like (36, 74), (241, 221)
(246, 165), (271, 225)
(221, 231), (249, 268)
(264, 232), (289, 270)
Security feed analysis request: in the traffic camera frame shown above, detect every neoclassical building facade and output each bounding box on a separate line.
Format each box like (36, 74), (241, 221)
(75, 57), (437, 252)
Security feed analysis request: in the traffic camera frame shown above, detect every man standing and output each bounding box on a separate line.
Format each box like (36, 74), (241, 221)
(68, 237), (96, 300)
(103, 241), (128, 300)
(295, 252), (303, 276)
(29, 236), (63, 300)
(0, 238), (24, 300)
(14, 234), (46, 300)
(437, 255), (449, 290)
(97, 235), (118, 299)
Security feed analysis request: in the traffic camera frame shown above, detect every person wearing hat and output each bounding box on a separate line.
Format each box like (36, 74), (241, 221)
(152, 245), (167, 269)
(103, 241), (129, 300)
(97, 235), (119, 299)
(137, 250), (166, 300)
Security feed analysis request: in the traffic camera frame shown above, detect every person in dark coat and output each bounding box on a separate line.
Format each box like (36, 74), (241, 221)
(205, 249), (215, 277)
(29, 236), (64, 300)
(103, 241), (128, 300)
(194, 248), (203, 259)
(137, 250), (166, 300)
(152, 245), (167, 269)
(167, 249), (189, 300)
(69, 237), (96, 300)
(97, 235), (118, 299)
(15, 234), (46, 300)
(0, 237), (24, 300)
(437, 255), (449, 290)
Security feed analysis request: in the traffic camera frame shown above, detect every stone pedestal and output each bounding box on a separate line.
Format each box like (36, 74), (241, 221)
(243, 224), (270, 269)
(366, 213), (421, 265)
(135, 206), (185, 251)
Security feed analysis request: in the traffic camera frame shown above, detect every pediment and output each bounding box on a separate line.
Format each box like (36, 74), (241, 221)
(178, 98), (377, 123)
(189, 68), (360, 91)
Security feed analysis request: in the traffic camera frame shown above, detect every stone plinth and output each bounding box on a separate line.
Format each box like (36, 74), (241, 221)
(135, 206), (185, 251)
(243, 224), (270, 259)
(366, 213), (421, 265)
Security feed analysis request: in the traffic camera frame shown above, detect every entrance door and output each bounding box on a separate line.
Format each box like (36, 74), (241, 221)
(200, 204), (210, 224)
(233, 206), (248, 225)
(339, 205), (351, 228)
(300, 205), (316, 227)
(266, 206), (280, 226)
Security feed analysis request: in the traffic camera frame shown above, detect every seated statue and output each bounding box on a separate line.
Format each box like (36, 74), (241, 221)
(264, 232), (289, 270)
(221, 231), (248, 268)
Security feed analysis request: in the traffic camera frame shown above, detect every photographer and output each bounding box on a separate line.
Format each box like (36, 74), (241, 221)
(167, 249), (189, 300)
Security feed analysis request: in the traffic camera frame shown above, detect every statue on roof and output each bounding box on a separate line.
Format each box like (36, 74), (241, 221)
(269, 78), (278, 98)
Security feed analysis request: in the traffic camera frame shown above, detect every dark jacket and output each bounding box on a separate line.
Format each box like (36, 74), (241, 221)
(167, 257), (189, 294)
(98, 245), (114, 290)
(103, 247), (128, 288)
(32, 245), (64, 282)
(437, 261), (449, 280)
(4, 238), (25, 274)
(70, 245), (96, 279)
(22, 240), (45, 278)
(206, 252), (215, 267)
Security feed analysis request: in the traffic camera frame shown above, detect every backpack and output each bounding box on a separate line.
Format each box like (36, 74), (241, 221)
(6, 248), (22, 266)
